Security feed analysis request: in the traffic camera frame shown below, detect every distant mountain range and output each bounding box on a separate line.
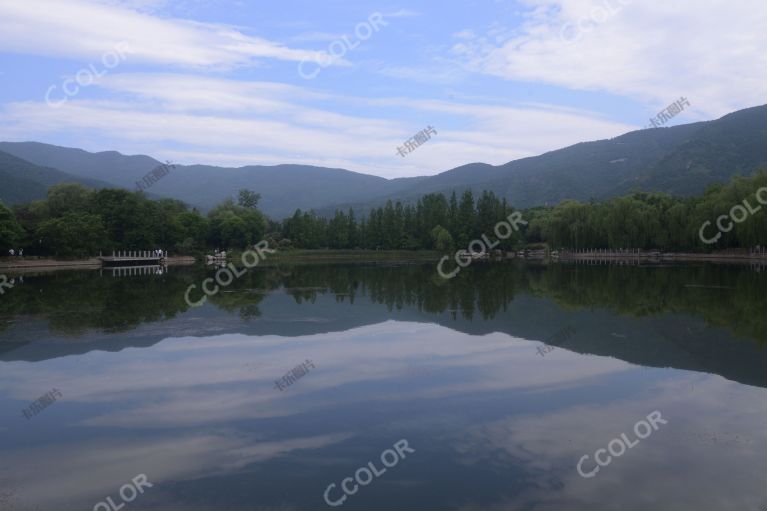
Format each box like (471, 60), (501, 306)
(1, 104), (766, 218)
(0, 150), (114, 206)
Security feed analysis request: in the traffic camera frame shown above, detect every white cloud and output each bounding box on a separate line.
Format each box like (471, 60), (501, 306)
(0, 0), (327, 69)
(95, 0), (169, 11)
(451, 374), (767, 511)
(0, 72), (636, 178)
(0, 432), (349, 509)
(290, 31), (346, 43)
(384, 8), (420, 18)
(457, 0), (767, 117)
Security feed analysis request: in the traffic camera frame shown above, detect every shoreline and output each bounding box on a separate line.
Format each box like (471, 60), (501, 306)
(0, 256), (195, 273)
(2, 249), (767, 273)
(554, 250), (767, 265)
(259, 250), (442, 264)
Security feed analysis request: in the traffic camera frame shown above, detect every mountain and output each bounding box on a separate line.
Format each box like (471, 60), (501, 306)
(2, 263), (767, 393)
(0, 142), (425, 217)
(0, 150), (114, 206)
(322, 105), (767, 215)
(138, 163), (424, 218)
(2, 104), (766, 217)
(0, 142), (161, 185)
(629, 104), (767, 195)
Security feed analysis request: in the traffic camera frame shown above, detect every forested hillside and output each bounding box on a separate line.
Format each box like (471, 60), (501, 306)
(2, 172), (765, 257)
(2, 104), (766, 218)
(0, 150), (113, 206)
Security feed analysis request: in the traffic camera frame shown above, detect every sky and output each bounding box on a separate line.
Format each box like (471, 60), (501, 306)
(0, 0), (765, 179)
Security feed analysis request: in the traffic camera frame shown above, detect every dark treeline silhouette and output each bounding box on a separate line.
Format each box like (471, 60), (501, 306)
(527, 171), (767, 251)
(1, 171), (766, 256)
(0, 185), (266, 257)
(281, 171), (767, 252)
(5, 262), (767, 391)
(2, 262), (766, 348)
(281, 190), (523, 250)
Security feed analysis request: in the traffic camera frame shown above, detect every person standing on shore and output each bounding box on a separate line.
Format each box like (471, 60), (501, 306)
(8, 249), (14, 257)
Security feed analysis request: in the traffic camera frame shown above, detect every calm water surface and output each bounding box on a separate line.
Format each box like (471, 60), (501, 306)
(1, 261), (767, 510)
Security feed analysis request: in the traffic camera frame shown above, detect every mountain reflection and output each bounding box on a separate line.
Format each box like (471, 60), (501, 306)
(2, 262), (767, 510)
(1, 321), (766, 511)
(1, 262), (766, 387)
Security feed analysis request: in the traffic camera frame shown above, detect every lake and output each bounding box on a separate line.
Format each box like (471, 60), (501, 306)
(1, 260), (766, 510)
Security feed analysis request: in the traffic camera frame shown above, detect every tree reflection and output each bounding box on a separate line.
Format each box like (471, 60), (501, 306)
(1, 261), (765, 346)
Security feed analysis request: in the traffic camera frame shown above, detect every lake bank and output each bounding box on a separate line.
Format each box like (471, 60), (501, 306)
(0, 256), (196, 273)
(0, 251), (441, 273)
(257, 249), (443, 264)
(3, 248), (767, 273)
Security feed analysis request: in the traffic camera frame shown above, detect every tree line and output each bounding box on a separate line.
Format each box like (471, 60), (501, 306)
(1, 171), (766, 257)
(281, 190), (523, 251)
(3, 260), (766, 348)
(0, 185), (266, 257)
(280, 171), (767, 252)
(526, 171), (767, 251)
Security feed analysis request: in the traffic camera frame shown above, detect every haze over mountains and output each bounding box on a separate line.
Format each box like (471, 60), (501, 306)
(1, 104), (766, 219)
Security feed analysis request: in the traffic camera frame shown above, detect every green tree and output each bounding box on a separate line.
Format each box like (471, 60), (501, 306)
(431, 225), (454, 251)
(47, 183), (93, 217)
(36, 213), (107, 257)
(238, 189), (261, 209)
(208, 198), (267, 248)
(0, 201), (24, 252)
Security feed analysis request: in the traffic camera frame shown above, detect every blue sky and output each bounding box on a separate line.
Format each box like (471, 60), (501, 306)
(0, 0), (764, 178)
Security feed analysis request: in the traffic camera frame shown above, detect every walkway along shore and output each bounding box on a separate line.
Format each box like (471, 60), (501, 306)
(0, 256), (195, 272)
(2, 248), (767, 273)
(553, 248), (767, 264)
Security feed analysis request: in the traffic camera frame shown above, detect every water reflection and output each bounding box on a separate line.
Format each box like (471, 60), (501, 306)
(1, 262), (766, 388)
(1, 262), (766, 510)
(2, 320), (767, 510)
